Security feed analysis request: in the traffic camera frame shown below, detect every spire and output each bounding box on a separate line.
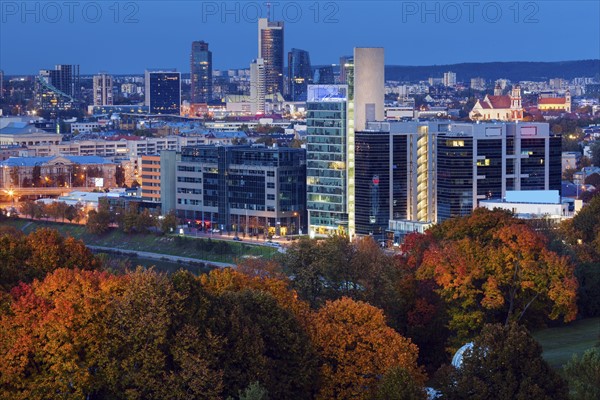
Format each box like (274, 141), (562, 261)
(494, 83), (502, 96)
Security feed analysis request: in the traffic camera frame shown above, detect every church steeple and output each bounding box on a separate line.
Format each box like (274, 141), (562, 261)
(494, 83), (502, 96)
(510, 85), (521, 109)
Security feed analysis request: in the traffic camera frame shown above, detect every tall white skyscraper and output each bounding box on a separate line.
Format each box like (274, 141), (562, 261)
(353, 48), (385, 132)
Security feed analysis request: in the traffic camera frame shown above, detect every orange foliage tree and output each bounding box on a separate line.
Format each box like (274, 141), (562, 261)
(310, 297), (425, 400)
(415, 209), (578, 343)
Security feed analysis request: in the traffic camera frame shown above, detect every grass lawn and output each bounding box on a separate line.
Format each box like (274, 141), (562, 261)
(2, 219), (278, 265)
(533, 317), (600, 369)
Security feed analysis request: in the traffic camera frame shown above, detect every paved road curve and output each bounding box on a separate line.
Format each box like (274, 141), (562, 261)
(87, 245), (235, 269)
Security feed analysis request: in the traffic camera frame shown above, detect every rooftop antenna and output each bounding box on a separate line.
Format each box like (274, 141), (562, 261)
(266, 1), (271, 21)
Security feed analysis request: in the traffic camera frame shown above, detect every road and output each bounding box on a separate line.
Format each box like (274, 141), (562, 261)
(79, 245), (235, 269)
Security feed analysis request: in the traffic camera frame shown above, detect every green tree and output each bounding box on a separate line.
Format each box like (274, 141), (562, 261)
(375, 366), (427, 400)
(435, 323), (568, 400)
(161, 210), (178, 234)
(238, 381), (269, 400)
(32, 165), (41, 187)
(563, 347), (600, 400)
(208, 289), (318, 399)
(87, 199), (112, 235)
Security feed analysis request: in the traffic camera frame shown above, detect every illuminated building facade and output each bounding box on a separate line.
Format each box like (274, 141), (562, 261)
(258, 18), (284, 96)
(144, 70), (181, 115)
(190, 41), (213, 103)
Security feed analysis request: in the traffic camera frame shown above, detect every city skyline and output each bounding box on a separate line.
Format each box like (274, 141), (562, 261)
(1, 1), (599, 74)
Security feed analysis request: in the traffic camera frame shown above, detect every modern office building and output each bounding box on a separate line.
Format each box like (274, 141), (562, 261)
(144, 70), (181, 115)
(190, 41), (213, 103)
(258, 18), (284, 96)
(287, 48), (312, 101)
(170, 145), (306, 235)
(93, 73), (113, 106)
(250, 59), (266, 114)
(358, 121), (560, 228)
(306, 85), (350, 237)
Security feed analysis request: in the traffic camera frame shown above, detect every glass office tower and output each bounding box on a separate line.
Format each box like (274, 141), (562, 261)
(145, 70), (181, 115)
(190, 41), (212, 103)
(306, 85), (349, 237)
(258, 18), (284, 96)
(287, 48), (312, 101)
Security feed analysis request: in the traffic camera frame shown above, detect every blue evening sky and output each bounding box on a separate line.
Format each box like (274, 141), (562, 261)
(0, 0), (599, 74)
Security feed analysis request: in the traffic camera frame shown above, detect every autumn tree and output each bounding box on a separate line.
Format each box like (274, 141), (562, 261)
(310, 297), (425, 400)
(435, 323), (568, 400)
(0, 228), (99, 290)
(415, 210), (578, 343)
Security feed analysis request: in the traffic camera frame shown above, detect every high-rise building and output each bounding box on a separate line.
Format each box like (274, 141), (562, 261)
(258, 18), (284, 96)
(35, 65), (81, 110)
(339, 55), (353, 84)
(287, 48), (312, 101)
(306, 85), (349, 238)
(355, 130), (409, 238)
(357, 121), (560, 227)
(250, 59), (266, 114)
(443, 71), (457, 87)
(190, 41), (213, 103)
(470, 77), (486, 91)
(313, 66), (335, 85)
(93, 73), (113, 106)
(353, 48), (385, 132)
(144, 70), (181, 115)
(47, 64), (80, 98)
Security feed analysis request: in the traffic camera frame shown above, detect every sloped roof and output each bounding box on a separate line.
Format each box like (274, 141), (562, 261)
(486, 95), (511, 109)
(538, 98), (567, 105)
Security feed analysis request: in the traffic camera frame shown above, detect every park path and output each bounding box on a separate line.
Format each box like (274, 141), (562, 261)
(86, 245), (235, 269)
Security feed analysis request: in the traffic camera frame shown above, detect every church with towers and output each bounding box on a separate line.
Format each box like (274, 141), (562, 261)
(469, 84), (524, 122)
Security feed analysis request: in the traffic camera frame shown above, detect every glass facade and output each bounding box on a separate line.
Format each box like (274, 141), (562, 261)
(476, 138), (503, 199)
(306, 92), (348, 236)
(313, 66), (335, 84)
(437, 136), (474, 221)
(549, 135), (561, 192)
(520, 138), (546, 190)
(148, 72), (181, 115)
(287, 48), (312, 101)
(391, 135), (408, 220)
(260, 20), (284, 95)
(355, 132), (390, 237)
(190, 41), (213, 104)
(175, 145), (306, 235)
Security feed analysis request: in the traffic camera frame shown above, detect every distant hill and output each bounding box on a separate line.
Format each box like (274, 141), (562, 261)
(384, 60), (600, 83)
